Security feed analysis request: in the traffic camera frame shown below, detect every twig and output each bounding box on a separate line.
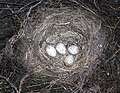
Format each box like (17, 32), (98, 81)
(0, 0), (41, 19)
(105, 48), (120, 63)
(18, 74), (29, 93)
(0, 75), (19, 93)
(17, 0), (40, 13)
(26, 0), (43, 18)
(0, 2), (24, 6)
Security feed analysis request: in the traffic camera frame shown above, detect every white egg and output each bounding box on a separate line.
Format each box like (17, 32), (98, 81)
(68, 45), (79, 55)
(64, 55), (74, 66)
(46, 45), (56, 57)
(56, 43), (66, 55)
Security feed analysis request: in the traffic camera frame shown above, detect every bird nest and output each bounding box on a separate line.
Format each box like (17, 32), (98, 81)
(9, 7), (106, 79)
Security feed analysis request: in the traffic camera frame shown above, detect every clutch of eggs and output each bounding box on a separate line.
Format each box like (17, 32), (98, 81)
(45, 42), (79, 66)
